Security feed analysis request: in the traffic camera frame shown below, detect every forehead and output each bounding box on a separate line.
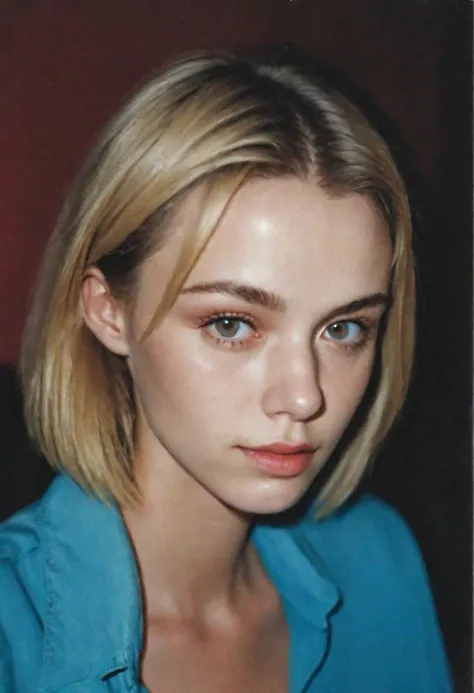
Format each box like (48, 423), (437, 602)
(186, 178), (391, 300)
(140, 177), (392, 311)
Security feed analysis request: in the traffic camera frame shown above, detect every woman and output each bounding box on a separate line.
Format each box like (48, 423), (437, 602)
(0, 52), (451, 692)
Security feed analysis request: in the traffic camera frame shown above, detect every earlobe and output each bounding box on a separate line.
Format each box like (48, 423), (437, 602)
(81, 268), (130, 356)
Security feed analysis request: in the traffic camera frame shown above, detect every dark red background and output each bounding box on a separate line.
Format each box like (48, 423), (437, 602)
(0, 0), (444, 363)
(0, 1), (471, 689)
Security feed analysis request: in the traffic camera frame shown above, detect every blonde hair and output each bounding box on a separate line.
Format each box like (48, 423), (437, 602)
(21, 52), (415, 513)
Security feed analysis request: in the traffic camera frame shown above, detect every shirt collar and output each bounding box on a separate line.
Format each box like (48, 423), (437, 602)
(38, 475), (340, 692)
(253, 522), (340, 692)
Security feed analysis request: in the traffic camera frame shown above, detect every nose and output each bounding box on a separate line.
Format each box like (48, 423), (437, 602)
(261, 340), (324, 423)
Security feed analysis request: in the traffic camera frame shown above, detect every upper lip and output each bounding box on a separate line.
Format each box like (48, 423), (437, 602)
(241, 442), (315, 454)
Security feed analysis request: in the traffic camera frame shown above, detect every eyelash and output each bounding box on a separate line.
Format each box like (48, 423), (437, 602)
(199, 312), (376, 352)
(199, 312), (260, 348)
(325, 319), (375, 353)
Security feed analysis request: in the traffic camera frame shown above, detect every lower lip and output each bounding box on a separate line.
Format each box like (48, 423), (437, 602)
(239, 448), (314, 477)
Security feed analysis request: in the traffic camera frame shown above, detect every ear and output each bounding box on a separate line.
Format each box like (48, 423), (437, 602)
(81, 267), (130, 356)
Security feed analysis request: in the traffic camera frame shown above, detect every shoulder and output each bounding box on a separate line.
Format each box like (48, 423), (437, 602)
(0, 499), (43, 563)
(0, 499), (46, 691)
(298, 496), (452, 689)
(290, 494), (442, 635)
(0, 493), (46, 609)
(315, 492), (412, 534)
(303, 496), (452, 673)
(304, 493), (424, 569)
(297, 494), (433, 602)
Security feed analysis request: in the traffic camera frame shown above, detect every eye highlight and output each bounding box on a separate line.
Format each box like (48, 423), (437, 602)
(200, 312), (259, 348)
(322, 319), (375, 351)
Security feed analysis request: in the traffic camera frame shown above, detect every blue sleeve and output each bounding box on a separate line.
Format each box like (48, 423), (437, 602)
(0, 506), (44, 693)
(371, 499), (453, 691)
(310, 496), (454, 692)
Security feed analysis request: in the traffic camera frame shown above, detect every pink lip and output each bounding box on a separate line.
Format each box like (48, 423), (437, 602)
(248, 441), (314, 454)
(238, 443), (315, 477)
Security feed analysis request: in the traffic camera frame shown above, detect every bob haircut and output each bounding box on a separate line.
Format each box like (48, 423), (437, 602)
(21, 52), (415, 514)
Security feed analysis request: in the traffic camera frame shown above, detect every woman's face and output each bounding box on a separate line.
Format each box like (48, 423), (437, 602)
(113, 177), (391, 514)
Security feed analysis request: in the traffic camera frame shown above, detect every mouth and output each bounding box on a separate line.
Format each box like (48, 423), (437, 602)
(237, 442), (316, 478)
(248, 442), (314, 454)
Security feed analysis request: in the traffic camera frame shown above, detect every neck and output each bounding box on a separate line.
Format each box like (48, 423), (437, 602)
(122, 450), (258, 621)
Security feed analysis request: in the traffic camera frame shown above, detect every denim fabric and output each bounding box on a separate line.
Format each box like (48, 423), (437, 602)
(0, 474), (452, 692)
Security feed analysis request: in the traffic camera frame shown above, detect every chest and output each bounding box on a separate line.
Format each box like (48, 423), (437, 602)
(140, 611), (288, 693)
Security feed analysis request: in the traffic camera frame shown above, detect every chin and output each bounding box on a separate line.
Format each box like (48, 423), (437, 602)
(225, 482), (311, 517)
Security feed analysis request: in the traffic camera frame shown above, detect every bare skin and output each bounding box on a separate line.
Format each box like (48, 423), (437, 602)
(141, 607), (288, 693)
(124, 453), (289, 691)
(132, 507), (289, 691)
(82, 177), (391, 691)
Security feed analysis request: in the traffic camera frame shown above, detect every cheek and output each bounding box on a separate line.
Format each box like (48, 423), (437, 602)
(321, 352), (376, 421)
(129, 336), (246, 425)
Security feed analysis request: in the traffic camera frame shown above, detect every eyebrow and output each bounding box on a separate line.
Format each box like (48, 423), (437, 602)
(323, 293), (390, 322)
(180, 281), (389, 317)
(181, 281), (287, 311)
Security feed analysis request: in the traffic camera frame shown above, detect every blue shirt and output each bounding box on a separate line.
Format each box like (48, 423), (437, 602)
(0, 474), (452, 692)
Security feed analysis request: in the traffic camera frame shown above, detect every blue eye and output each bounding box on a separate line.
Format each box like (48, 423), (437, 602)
(207, 316), (254, 342)
(324, 321), (366, 344)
